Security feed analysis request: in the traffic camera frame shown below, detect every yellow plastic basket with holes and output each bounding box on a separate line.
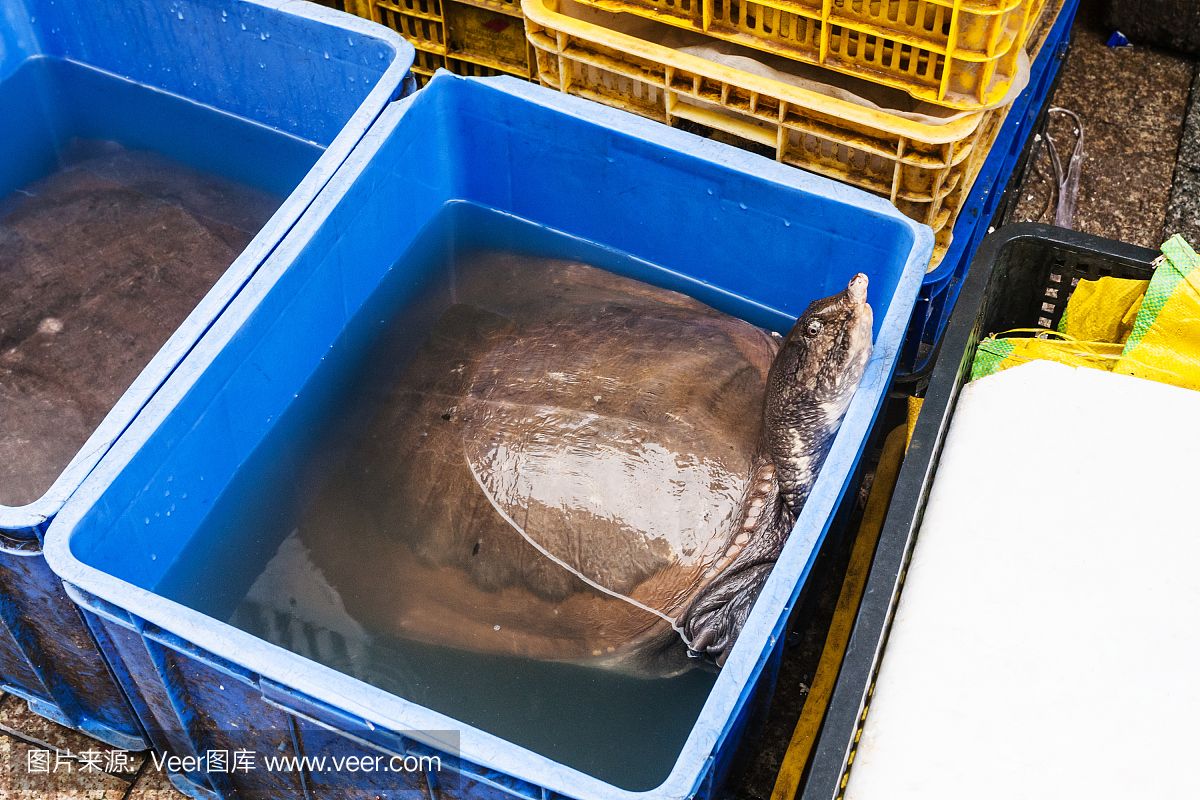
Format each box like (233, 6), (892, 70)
(523, 0), (1063, 267)
(347, 0), (536, 84)
(565, 0), (1048, 109)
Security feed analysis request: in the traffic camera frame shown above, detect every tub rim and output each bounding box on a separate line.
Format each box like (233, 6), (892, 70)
(45, 73), (932, 800)
(0, 0), (414, 537)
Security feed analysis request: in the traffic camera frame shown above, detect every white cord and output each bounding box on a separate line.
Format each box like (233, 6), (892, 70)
(463, 448), (695, 649)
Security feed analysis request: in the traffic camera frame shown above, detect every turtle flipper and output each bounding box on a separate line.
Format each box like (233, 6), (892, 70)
(681, 468), (790, 666)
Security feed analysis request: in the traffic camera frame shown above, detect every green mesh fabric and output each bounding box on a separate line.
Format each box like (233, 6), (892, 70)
(1124, 235), (1198, 353)
(971, 338), (1015, 381)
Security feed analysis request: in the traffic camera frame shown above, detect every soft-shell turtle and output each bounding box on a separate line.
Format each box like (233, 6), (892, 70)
(299, 255), (872, 677)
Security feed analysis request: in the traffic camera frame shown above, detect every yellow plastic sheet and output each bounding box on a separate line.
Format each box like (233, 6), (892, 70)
(971, 330), (1123, 381)
(1115, 235), (1200, 392)
(1057, 275), (1148, 343)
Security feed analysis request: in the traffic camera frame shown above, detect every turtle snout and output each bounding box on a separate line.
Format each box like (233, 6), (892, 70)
(846, 273), (868, 306)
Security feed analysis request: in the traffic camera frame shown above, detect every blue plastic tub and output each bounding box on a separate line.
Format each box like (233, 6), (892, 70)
(0, 0), (411, 749)
(46, 74), (931, 799)
(897, 0), (1079, 377)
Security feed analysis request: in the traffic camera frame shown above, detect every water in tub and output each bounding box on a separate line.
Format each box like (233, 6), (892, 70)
(0, 57), (319, 507)
(156, 205), (752, 791)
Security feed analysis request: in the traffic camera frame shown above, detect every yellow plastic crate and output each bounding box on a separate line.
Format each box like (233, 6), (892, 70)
(526, 0), (1062, 265)
(524, 0), (999, 264)
(347, 0), (535, 83)
(568, 0), (1046, 109)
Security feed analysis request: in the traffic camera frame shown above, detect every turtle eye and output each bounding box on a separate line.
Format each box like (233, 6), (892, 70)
(805, 319), (823, 337)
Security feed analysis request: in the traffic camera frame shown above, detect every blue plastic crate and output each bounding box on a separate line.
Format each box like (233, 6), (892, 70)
(0, 0), (412, 749)
(898, 0), (1080, 377)
(46, 75), (930, 799)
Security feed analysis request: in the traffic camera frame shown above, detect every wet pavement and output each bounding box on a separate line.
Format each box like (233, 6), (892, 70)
(1163, 69), (1200, 245)
(2, 0), (1197, 798)
(1009, 3), (1196, 244)
(0, 693), (177, 798)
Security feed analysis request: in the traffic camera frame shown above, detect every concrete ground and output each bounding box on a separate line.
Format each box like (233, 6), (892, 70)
(1008, 2), (1198, 245)
(3, 0), (1197, 797)
(0, 693), (176, 798)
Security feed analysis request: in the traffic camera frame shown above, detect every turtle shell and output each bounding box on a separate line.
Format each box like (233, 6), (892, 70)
(299, 252), (779, 669)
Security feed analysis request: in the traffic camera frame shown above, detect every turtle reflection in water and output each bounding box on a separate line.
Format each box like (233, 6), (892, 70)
(300, 255), (872, 678)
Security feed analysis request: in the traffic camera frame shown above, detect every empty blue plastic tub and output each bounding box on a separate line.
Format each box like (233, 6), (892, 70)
(0, 0), (411, 749)
(46, 74), (931, 798)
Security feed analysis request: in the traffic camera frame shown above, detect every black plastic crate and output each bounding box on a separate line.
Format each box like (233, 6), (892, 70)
(799, 223), (1159, 800)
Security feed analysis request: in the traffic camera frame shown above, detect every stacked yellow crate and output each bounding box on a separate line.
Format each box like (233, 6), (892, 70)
(339, 0), (1062, 262)
(522, 0), (1061, 265)
(346, 0), (536, 83)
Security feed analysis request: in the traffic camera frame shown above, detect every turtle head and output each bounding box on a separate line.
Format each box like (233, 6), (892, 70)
(681, 275), (873, 666)
(763, 273), (873, 515)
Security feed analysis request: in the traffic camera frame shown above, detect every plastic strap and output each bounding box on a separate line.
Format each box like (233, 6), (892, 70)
(462, 447), (695, 650)
(1046, 107), (1084, 228)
